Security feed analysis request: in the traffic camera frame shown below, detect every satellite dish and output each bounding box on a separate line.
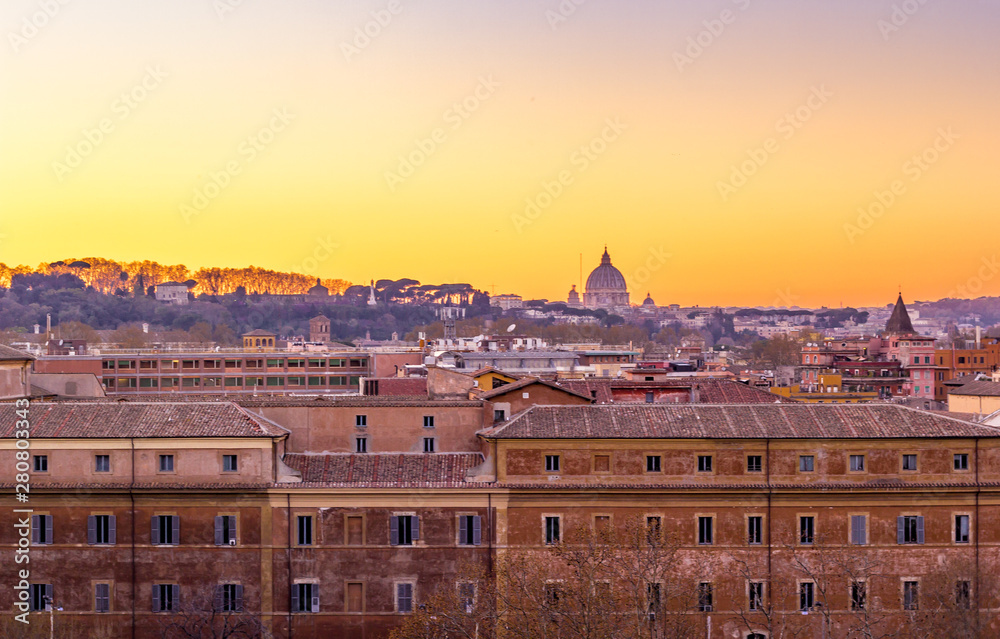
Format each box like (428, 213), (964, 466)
(507, 324), (516, 333)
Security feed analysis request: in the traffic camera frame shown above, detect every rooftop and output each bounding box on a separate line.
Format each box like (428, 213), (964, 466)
(949, 380), (1000, 397)
(284, 452), (483, 486)
(0, 343), (34, 362)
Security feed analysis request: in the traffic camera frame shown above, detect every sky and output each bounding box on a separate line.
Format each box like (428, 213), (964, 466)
(1, 0), (998, 308)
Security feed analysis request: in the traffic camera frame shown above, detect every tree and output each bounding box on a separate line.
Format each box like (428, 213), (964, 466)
(109, 324), (148, 349)
(158, 585), (271, 639)
(57, 321), (101, 343)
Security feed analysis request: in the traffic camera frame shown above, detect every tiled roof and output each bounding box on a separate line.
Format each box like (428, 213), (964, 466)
(485, 404), (1000, 440)
(556, 379), (795, 404)
(949, 380), (1000, 397)
(0, 402), (285, 438)
(238, 396), (481, 408)
(283, 453), (484, 486)
(478, 377), (593, 401)
(0, 344), (34, 361)
(242, 329), (276, 336)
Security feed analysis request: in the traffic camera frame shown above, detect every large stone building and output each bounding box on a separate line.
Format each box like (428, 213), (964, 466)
(5, 397), (1000, 638)
(0, 344), (32, 400)
(582, 247), (629, 309)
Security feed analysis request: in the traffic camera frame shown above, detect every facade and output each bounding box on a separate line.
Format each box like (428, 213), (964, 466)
(5, 401), (1000, 638)
(242, 329), (277, 350)
(308, 315), (331, 343)
(491, 294), (523, 310)
(154, 282), (189, 305)
(935, 335), (1000, 402)
(948, 378), (1000, 416)
(583, 247), (629, 309)
(0, 344), (32, 399)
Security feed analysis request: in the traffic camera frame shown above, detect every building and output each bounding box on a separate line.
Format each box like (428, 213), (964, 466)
(309, 315), (331, 343)
(154, 281), (190, 305)
(934, 330), (1000, 402)
(491, 294), (523, 310)
(947, 377), (1000, 416)
(583, 247), (629, 309)
(242, 329), (277, 350)
(307, 278), (329, 297)
(7, 401), (1000, 637)
(566, 284), (582, 307)
(0, 344), (32, 399)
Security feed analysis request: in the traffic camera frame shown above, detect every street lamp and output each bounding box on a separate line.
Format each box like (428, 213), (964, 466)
(42, 596), (61, 639)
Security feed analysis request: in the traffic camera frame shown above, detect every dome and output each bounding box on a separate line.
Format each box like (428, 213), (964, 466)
(642, 292), (655, 306)
(585, 248), (627, 291)
(307, 278), (329, 296)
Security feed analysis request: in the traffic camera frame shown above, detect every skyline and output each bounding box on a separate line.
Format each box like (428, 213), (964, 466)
(3, 0), (999, 308)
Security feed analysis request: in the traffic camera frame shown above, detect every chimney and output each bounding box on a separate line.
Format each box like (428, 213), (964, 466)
(976, 325), (982, 350)
(142, 323), (149, 334)
(46, 313), (52, 339)
(33, 324), (40, 334)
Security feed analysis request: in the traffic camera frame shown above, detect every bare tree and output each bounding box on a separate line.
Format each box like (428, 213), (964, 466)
(158, 585), (271, 639)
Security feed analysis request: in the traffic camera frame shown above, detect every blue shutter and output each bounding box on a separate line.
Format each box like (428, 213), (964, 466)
(45, 584), (53, 606)
(390, 516), (399, 546)
(88, 516), (97, 545)
(172, 585), (180, 611)
(151, 516), (160, 545)
(311, 585), (319, 613)
(171, 516), (180, 545)
(215, 517), (224, 546)
(45, 516), (53, 544)
(214, 585), (224, 611)
(916, 517), (925, 544)
(290, 584), (299, 612)
(152, 585), (160, 612)
(459, 516), (468, 545)
(235, 584), (244, 612)
(473, 516), (482, 546)
(31, 515), (39, 544)
(109, 516), (117, 545)
(228, 516), (237, 544)
(896, 517), (904, 544)
(412, 516), (419, 541)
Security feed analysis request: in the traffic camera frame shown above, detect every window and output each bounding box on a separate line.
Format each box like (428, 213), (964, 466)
(851, 581), (866, 610)
(747, 455), (762, 472)
(31, 515), (53, 545)
(33, 455), (48, 472)
(955, 515), (970, 544)
(545, 516), (560, 544)
(30, 584), (52, 611)
(355, 415), (367, 428)
(218, 584), (243, 612)
(954, 454), (969, 471)
(95, 583), (111, 613)
(292, 583), (319, 613)
(346, 516), (364, 546)
(800, 516), (814, 545)
(152, 515), (179, 545)
(593, 454), (610, 472)
(850, 515), (867, 545)
(458, 515), (482, 546)
(897, 516), (924, 544)
(391, 515), (418, 546)
(799, 582), (814, 611)
(396, 583), (414, 613)
(459, 583), (476, 613)
(493, 409), (506, 422)
(297, 515), (313, 546)
(159, 454), (174, 472)
(698, 516), (713, 545)
(697, 582), (713, 612)
(153, 584), (179, 612)
(799, 455), (814, 472)
(88, 515), (116, 545)
(749, 582), (764, 611)
(697, 455), (712, 472)
(956, 581), (971, 609)
(646, 516), (662, 543)
(850, 454), (865, 471)
(355, 437), (368, 453)
(222, 455), (238, 472)
(645, 392), (654, 403)
(423, 437), (435, 453)
(647, 582), (661, 612)
(646, 455), (661, 472)
(903, 581), (919, 610)
(215, 516), (237, 546)
(748, 516), (762, 545)
(902, 454), (917, 471)
(545, 455), (560, 473)
(346, 582), (363, 613)
(95, 454), (110, 473)
(423, 415), (435, 428)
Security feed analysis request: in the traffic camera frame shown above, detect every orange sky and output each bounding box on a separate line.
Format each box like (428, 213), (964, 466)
(2, 0), (998, 307)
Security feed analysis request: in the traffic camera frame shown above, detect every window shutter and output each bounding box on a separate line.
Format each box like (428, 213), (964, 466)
(473, 516), (482, 546)
(459, 516), (468, 545)
(390, 516), (399, 546)
(235, 585), (244, 612)
(311, 586), (320, 613)
(412, 516), (419, 541)
(215, 517), (223, 546)
(88, 516), (97, 545)
(214, 585), (224, 612)
(152, 585), (160, 612)
(228, 517), (237, 544)
(45, 516), (53, 544)
(109, 516), (117, 545)
(171, 516), (180, 545)
(151, 516), (160, 545)
(961, 516), (970, 541)
(290, 585), (299, 612)
(896, 517), (904, 544)
(45, 584), (53, 605)
(172, 585), (180, 610)
(31, 515), (39, 544)
(916, 516), (925, 544)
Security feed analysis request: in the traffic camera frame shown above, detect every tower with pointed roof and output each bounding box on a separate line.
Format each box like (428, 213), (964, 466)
(879, 294), (937, 401)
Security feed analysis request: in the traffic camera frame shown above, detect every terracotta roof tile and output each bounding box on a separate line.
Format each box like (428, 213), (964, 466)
(283, 452), (484, 486)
